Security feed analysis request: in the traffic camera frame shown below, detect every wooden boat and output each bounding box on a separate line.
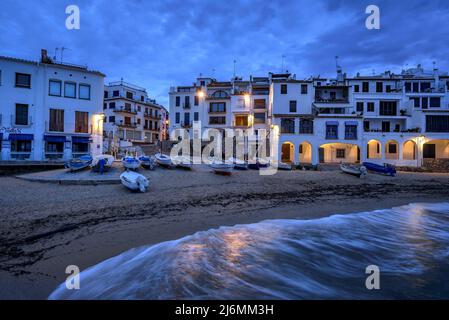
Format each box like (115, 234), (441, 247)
(64, 155), (93, 172)
(340, 163), (367, 178)
(155, 153), (173, 167)
(138, 156), (156, 170)
(362, 162), (396, 177)
(228, 157), (248, 170)
(122, 156), (140, 170)
(172, 156), (192, 169)
(209, 160), (234, 175)
(120, 171), (149, 193)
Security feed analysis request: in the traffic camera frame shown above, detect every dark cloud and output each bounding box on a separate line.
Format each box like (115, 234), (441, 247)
(1, 0), (448, 106)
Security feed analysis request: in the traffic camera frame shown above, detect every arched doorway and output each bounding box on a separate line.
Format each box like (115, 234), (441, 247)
(281, 142), (295, 163)
(423, 139), (449, 159)
(385, 140), (399, 160)
(319, 143), (360, 163)
(299, 141), (312, 164)
(403, 140), (417, 160)
(367, 139), (381, 159)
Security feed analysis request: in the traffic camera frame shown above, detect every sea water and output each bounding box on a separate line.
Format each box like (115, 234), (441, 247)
(49, 202), (449, 299)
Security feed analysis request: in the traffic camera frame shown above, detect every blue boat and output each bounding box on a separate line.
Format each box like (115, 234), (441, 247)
(122, 156), (141, 171)
(362, 162), (396, 177)
(65, 155), (93, 172)
(138, 156), (156, 170)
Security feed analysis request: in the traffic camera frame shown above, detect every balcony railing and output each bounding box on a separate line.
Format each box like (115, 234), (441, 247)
(314, 107), (353, 115)
(116, 121), (138, 128)
(11, 115), (33, 127)
(183, 103), (191, 109)
(113, 107), (138, 114)
(181, 121), (192, 128)
(315, 97), (349, 103)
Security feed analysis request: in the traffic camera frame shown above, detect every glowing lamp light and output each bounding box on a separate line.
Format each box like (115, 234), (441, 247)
(198, 91), (205, 98)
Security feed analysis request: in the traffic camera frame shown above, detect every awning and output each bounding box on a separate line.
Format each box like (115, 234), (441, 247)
(72, 136), (90, 143)
(8, 134), (34, 141)
(345, 121), (359, 126)
(44, 135), (67, 143)
(326, 121), (339, 126)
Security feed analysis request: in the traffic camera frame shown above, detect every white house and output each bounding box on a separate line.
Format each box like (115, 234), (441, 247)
(169, 64), (449, 169)
(103, 80), (165, 152)
(0, 49), (105, 161)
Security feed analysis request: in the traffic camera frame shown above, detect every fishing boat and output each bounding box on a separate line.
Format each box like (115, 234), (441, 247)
(172, 156), (192, 169)
(122, 156), (140, 171)
(340, 163), (367, 178)
(64, 155), (93, 172)
(362, 162), (396, 177)
(120, 171), (149, 193)
(155, 153), (173, 167)
(228, 157), (248, 170)
(248, 159), (270, 170)
(138, 156), (156, 170)
(277, 162), (293, 171)
(209, 159), (234, 175)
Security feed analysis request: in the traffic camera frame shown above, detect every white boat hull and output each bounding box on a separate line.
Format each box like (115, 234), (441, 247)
(120, 171), (149, 193)
(92, 155), (115, 167)
(155, 153), (172, 166)
(210, 163), (234, 174)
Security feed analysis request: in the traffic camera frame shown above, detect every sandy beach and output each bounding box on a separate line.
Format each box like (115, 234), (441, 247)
(1, 167), (449, 299)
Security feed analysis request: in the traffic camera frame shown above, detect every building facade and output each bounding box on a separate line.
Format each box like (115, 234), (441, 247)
(0, 50), (104, 161)
(169, 65), (449, 168)
(103, 80), (165, 152)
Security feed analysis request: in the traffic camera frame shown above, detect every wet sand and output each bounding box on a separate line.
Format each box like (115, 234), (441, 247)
(1, 167), (449, 299)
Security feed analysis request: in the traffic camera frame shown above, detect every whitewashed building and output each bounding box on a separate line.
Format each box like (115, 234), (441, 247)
(170, 64), (449, 169)
(103, 80), (165, 152)
(0, 50), (105, 161)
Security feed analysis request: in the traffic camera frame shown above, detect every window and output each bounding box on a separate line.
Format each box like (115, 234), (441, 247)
(79, 84), (91, 100)
(11, 140), (32, 159)
(326, 124), (338, 139)
(336, 149), (345, 159)
(49, 109), (64, 132)
(422, 97), (428, 109)
(104, 91), (108, 98)
(254, 99), (266, 109)
(388, 143), (397, 154)
(430, 97), (441, 108)
(184, 96), (190, 108)
(289, 100), (297, 113)
(194, 112), (199, 121)
(234, 115), (248, 127)
(301, 84), (308, 94)
(281, 118), (295, 134)
(113, 90), (119, 97)
(103, 103), (107, 110)
(49, 80), (62, 96)
(364, 120), (370, 131)
(141, 96), (145, 102)
(254, 113), (265, 124)
(411, 97), (420, 108)
(109, 116), (115, 123)
(412, 82), (419, 93)
(64, 82), (76, 98)
(345, 125), (357, 140)
(137, 118), (141, 125)
(362, 82), (369, 92)
(379, 101), (397, 116)
(386, 85), (391, 93)
(194, 95), (199, 106)
(281, 84), (287, 94)
(183, 113), (190, 125)
(175, 112), (180, 124)
(426, 115), (449, 132)
(356, 102), (364, 112)
(209, 116), (226, 125)
(200, 81), (205, 86)
(420, 82), (431, 92)
(126, 91), (133, 99)
(75, 111), (89, 133)
(15, 73), (31, 88)
(423, 144), (436, 158)
(404, 82), (411, 93)
(109, 102), (116, 109)
(299, 118), (313, 134)
(382, 121), (390, 132)
(367, 102), (375, 112)
(175, 96), (180, 106)
(354, 85), (360, 93)
(209, 102), (226, 113)
(15, 104), (29, 125)
(376, 82), (383, 93)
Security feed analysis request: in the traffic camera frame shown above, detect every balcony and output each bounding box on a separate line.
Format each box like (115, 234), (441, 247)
(116, 121), (138, 128)
(11, 115), (33, 127)
(183, 102), (191, 109)
(181, 121), (192, 128)
(313, 106), (354, 116)
(144, 113), (162, 120)
(314, 97), (349, 104)
(113, 106), (137, 115)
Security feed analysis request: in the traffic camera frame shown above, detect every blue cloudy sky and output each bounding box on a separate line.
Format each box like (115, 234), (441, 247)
(1, 0), (448, 106)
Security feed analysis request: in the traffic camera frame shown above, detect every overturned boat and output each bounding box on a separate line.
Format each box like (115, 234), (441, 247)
(120, 171), (149, 193)
(65, 155), (93, 172)
(122, 156), (141, 171)
(155, 153), (173, 167)
(228, 157), (248, 170)
(91, 155), (115, 173)
(362, 162), (396, 177)
(340, 163), (367, 178)
(172, 156), (192, 169)
(209, 159), (234, 175)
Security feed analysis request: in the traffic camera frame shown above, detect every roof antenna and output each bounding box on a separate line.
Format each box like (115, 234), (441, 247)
(53, 47), (59, 61)
(60, 46), (71, 63)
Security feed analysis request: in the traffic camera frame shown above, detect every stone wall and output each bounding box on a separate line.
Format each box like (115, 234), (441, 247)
(423, 159), (449, 172)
